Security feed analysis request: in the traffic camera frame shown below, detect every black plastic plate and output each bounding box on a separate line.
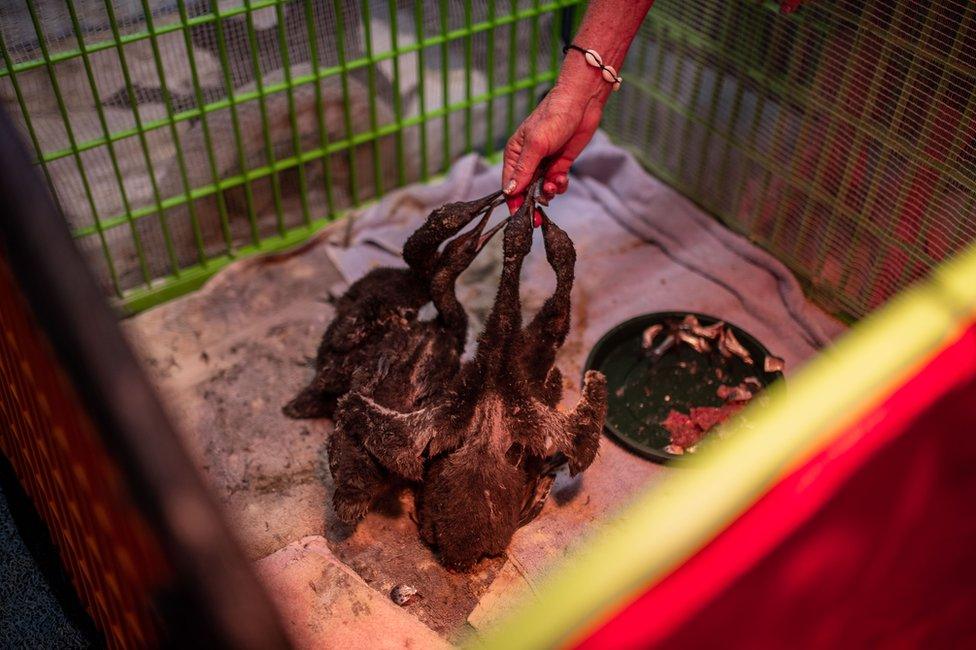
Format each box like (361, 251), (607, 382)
(584, 312), (784, 462)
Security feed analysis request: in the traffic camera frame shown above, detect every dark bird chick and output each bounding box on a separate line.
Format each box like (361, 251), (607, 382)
(339, 189), (608, 570)
(283, 189), (506, 419)
(327, 211), (508, 524)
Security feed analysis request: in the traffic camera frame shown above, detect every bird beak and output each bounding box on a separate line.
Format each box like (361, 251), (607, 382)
(476, 215), (509, 252)
(468, 186), (540, 252)
(476, 189), (507, 211)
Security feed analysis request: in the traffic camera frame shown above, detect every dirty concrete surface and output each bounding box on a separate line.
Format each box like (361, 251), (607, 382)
(255, 536), (451, 649)
(123, 222), (510, 643)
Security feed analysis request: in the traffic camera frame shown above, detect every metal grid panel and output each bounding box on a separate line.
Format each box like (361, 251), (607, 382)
(0, 0), (571, 312)
(0, 251), (170, 646)
(604, 0), (976, 320)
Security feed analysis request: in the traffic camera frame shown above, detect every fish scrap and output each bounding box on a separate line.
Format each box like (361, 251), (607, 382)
(390, 584), (420, 606)
(642, 315), (757, 365)
(641, 323), (663, 350)
(764, 354), (785, 373)
(717, 383), (753, 402)
(718, 327), (753, 365)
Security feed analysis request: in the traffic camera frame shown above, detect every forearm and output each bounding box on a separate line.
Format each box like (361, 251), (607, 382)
(555, 0), (655, 104)
(501, 0), (654, 203)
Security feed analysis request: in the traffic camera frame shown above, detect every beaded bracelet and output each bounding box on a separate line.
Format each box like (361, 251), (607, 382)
(562, 44), (622, 91)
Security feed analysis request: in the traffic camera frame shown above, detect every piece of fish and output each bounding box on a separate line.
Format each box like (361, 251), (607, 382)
(764, 355), (785, 373)
(390, 584), (420, 606)
(718, 327), (753, 365)
(717, 383), (753, 402)
(677, 330), (712, 354)
(641, 323), (664, 350)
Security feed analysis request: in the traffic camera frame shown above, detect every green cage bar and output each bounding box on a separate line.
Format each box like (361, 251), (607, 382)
(386, 0), (407, 187)
(439, 0), (452, 169)
(463, 0), (473, 154)
(244, 0), (287, 234)
(305, 0), (339, 217)
(505, 0), (518, 141)
(360, 0), (385, 200)
(413, 0), (431, 182)
(484, 0), (497, 158)
(332, 0), (360, 207)
(205, 0), (263, 246)
(274, 0), (314, 227)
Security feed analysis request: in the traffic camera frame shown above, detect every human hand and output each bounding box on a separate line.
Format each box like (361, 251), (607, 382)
(501, 0), (653, 216)
(502, 58), (610, 216)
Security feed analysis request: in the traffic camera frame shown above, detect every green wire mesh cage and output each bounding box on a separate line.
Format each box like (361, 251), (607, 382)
(606, 0), (975, 320)
(0, 0), (974, 319)
(0, 0), (572, 313)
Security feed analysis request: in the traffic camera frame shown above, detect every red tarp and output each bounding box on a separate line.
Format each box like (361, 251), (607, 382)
(578, 324), (976, 648)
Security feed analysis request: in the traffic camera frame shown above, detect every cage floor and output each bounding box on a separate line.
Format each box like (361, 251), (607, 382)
(122, 226), (489, 644)
(123, 138), (845, 646)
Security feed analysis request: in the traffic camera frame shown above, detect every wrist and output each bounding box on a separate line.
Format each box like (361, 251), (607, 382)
(554, 53), (612, 106)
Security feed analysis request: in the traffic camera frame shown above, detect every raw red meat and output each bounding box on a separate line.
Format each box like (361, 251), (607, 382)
(662, 409), (706, 448)
(690, 403), (746, 431)
(663, 402), (749, 452)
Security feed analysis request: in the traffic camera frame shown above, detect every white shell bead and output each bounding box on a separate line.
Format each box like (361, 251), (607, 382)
(601, 64), (618, 83)
(583, 48), (603, 67)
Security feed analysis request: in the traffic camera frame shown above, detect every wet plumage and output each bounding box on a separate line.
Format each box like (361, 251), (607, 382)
(285, 183), (607, 570)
